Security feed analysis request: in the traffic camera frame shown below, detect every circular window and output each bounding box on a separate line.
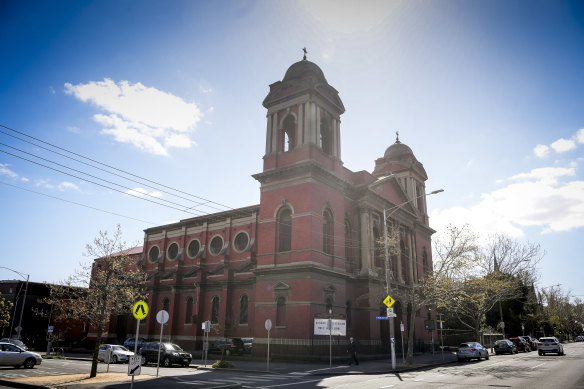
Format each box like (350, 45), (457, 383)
(209, 236), (224, 256)
(233, 232), (249, 252)
(187, 239), (200, 258)
(167, 242), (179, 260)
(148, 246), (160, 263)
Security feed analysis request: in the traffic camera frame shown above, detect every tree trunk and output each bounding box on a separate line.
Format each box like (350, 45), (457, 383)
(406, 294), (417, 364)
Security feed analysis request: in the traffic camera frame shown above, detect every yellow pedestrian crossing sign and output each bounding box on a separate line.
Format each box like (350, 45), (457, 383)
(132, 301), (149, 320)
(383, 295), (395, 308)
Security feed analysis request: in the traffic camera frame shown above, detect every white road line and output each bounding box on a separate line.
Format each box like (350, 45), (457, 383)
(251, 378), (326, 388)
(530, 362), (546, 370)
(379, 386), (394, 388)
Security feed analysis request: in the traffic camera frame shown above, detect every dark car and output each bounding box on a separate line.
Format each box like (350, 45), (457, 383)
(139, 342), (191, 367)
(0, 338), (28, 351)
(521, 336), (538, 350)
(509, 337), (531, 352)
(493, 339), (517, 355)
(123, 337), (146, 351)
(242, 337), (253, 354)
(208, 338), (245, 356)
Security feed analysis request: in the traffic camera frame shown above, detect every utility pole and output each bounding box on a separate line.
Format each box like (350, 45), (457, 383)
(383, 209), (396, 370)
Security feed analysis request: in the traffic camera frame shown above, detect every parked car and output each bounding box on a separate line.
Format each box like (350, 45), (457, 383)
(242, 337), (253, 354)
(0, 338), (28, 351)
(509, 337), (531, 352)
(208, 338), (245, 356)
(493, 339), (517, 355)
(0, 342), (42, 368)
(98, 344), (134, 363)
(139, 342), (191, 367)
(537, 337), (564, 356)
(123, 337), (146, 351)
(456, 342), (489, 361)
(575, 335), (584, 342)
(520, 336), (538, 350)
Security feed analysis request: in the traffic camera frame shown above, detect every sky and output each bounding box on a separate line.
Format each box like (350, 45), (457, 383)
(1, 0), (583, 300)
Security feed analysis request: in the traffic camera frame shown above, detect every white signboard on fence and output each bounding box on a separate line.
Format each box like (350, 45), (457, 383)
(314, 318), (346, 336)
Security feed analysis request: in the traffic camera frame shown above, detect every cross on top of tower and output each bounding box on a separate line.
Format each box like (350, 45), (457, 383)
(395, 131), (401, 143)
(302, 47), (307, 60)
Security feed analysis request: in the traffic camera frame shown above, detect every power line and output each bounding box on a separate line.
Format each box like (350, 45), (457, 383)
(0, 124), (232, 213)
(1, 181), (155, 225)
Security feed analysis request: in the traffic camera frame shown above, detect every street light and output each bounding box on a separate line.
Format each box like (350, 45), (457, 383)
(383, 189), (444, 369)
(0, 266), (29, 340)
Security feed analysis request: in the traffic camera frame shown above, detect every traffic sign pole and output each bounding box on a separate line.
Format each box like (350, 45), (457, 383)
(383, 209), (396, 370)
(130, 301), (149, 389)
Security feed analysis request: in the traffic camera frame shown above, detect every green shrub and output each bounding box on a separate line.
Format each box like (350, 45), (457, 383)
(212, 360), (233, 369)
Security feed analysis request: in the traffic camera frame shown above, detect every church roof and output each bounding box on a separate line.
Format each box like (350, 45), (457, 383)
(263, 53), (344, 113)
(383, 135), (415, 161)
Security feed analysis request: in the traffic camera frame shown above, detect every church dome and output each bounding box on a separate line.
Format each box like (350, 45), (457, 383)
(282, 59), (328, 84)
(384, 136), (415, 161)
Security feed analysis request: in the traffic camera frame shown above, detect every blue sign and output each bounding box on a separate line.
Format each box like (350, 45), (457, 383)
(375, 316), (389, 320)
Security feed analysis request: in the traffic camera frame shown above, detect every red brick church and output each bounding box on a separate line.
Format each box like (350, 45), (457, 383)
(131, 55), (438, 357)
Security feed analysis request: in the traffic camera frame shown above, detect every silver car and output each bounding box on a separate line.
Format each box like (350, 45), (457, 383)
(456, 341), (490, 361)
(98, 344), (134, 363)
(537, 337), (564, 356)
(0, 342), (42, 368)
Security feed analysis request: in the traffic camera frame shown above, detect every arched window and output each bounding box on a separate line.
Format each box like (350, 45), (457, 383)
(320, 117), (332, 155)
(373, 225), (383, 268)
(277, 208), (292, 252)
(325, 297), (333, 313)
(211, 296), (219, 324)
(400, 238), (408, 283)
(276, 296), (286, 326)
(323, 209), (334, 255)
(282, 115), (296, 152)
(162, 297), (170, 313)
(185, 297), (193, 324)
(240, 295), (249, 324)
(345, 301), (352, 328)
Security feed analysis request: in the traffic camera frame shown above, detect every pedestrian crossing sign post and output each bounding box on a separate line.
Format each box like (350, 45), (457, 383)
(133, 301), (149, 320)
(383, 295), (395, 308)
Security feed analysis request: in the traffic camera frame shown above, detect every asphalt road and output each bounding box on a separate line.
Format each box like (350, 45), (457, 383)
(1, 343), (583, 388)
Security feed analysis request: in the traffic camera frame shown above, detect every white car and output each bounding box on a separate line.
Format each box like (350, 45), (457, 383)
(456, 342), (490, 361)
(537, 337), (564, 356)
(98, 344), (134, 363)
(0, 342), (42, 368)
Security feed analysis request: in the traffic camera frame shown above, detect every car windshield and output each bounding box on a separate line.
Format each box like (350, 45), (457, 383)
(113, 346), (129, 351)
(495, 341), (506, 344)
(459, 343), (472, 348)
(163, 343), (181, 351)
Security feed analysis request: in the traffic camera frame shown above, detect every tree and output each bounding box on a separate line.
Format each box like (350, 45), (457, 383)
(46, 225), (145, 378)
(0, 293), (14, 330)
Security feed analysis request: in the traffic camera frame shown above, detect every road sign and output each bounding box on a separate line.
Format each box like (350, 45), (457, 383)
(376, 316), (389, 320)
(387, 307), (394, 315)
(383, 295), (395, 308)
(128, 355), (142, 376)
(47, 326), (54, 333)
(387, 313), (397, 318)
(265, 318), (272, 331)
(156, 310), (169, 324)
(202, 320), (211, 333)
(400, 323), (405, 332)
(132, 301), (149, 320)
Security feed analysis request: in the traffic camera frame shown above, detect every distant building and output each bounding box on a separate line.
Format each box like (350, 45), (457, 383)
(0, 280), (86, 350)
(132, 57), (438, 357)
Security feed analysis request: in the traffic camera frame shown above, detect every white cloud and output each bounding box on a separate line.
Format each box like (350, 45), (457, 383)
(35, 179), (79, 191)
(551, 138), (577, 153)
(576, 129), (584, 144)
(533, 144), (549, 158)
(65, 78), (202, 156)
(58, 182), (80, 191)
(125, 187), (163, 198)
(67, 126), (82, 134)
(431, 165), (584, 239)
(200, 86), (212, 94)
(0, 163), (18, 178)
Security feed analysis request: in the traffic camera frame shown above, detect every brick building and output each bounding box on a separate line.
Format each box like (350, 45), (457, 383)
(137, 56), (438, 357)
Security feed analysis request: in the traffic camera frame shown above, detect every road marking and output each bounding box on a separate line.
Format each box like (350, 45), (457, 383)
(530, 362), (546, 370)
(379, 386), (394, 388)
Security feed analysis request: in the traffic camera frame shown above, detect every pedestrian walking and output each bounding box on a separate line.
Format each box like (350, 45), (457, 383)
(347, 337), (359, 365)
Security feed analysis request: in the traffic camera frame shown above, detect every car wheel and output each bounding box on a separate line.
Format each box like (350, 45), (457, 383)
(457, 358), (464, 362)
(163, 357), (171, 367)
(495, 351), (499, 355)
(486, 353), (489, 360)
(559, 350), (564, 356)
(141, 357), (148, 366)
(23, 358), (36, 369)
(112, 355), (118, 364)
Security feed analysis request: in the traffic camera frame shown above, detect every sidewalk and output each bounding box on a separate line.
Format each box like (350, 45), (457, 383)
(0, 350), (459, 389)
